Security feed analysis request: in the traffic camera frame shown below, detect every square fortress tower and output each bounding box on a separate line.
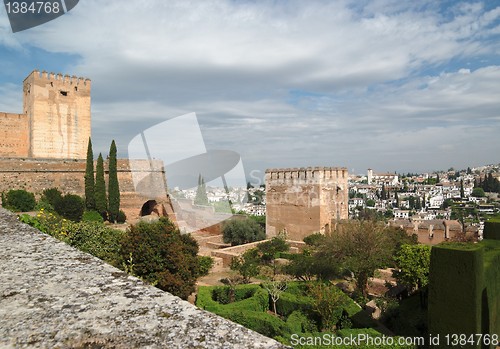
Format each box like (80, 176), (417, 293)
(265, 167), (348, 241)
(21, 70), (91, 159)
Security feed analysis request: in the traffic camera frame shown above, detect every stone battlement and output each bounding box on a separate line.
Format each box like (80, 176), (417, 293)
(266, 166), (347, 183)
(266, 166), (349, 240)
(25, 69), (91, 89)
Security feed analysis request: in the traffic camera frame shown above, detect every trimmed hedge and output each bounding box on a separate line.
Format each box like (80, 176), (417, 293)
(429, 240), (500, 348)
(482, 240), (500, 342)
(196, 284), (286, 339)
(276, 290), (314, 317)
(484, 220), (500, 240)
(286, 310), (318, 333)
(220, 309), (291, 339)
(196, 284), (267, 313)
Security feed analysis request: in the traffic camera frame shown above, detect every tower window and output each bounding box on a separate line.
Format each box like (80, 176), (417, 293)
(60, 91), (68, 96)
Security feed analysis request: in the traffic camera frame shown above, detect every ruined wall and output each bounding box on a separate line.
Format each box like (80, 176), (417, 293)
(265, 167), (348, 241)
(23, 70), (91, 159)
(0, 113), (29, 157)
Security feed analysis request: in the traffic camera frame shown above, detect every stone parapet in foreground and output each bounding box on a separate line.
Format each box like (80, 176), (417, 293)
(0, 208), (288, 349)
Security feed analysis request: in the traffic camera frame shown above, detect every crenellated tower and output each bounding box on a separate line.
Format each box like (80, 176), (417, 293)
(22, 69), (91, 159)
(265, 166), (348, 241)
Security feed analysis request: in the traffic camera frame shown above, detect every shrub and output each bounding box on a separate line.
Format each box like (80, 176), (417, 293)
(4, 189), (36, 212)
(40, 188), (63, 208)
(222, 219), (265, 246)
(120, 217), (201, 299)
(117, 209), (127, 223)
(275, 290), (314, 317)
(221, 310), (291, 339)
(82, 210), (104, 223)
(286, 310), (318, 333)
(34, 200), (55, 213)
(197, 256), (214, 277)
(55, 194), (85, 221)
(66, 221), (124, 267)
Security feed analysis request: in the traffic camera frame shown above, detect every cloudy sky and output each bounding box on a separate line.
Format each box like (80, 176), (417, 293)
(0, 0), (499, 181)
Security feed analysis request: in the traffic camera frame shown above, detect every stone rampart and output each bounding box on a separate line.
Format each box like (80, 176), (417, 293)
(0, 208), (288, 348)
(0, 113), (29, 157)
(265, 167), (348, 241)
(0, 158), (169, 222)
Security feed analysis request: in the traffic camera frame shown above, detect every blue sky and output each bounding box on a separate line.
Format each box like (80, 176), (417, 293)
(1, 0), (500, 181)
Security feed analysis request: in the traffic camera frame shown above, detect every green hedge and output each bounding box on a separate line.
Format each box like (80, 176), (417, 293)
(484, 220), (500, 240)
(482, 240), (500, 342)
(219, 309), (291, 339)
(286, 310), (318, 333)
(275, 290), (314, 317)
(429, 240), (500, 348)
(196, 285), (267, 313)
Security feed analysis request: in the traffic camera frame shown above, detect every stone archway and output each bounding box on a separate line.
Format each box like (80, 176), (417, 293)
(140, 200), (159, 217)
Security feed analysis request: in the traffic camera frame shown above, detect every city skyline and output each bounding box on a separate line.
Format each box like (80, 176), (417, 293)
(1, 1), (499, 176)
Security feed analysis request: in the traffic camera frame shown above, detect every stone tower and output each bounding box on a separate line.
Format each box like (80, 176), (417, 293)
(23, 70), (91, 159)
(265, 167), (348, 241)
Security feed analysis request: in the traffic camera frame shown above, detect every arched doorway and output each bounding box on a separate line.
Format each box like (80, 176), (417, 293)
(140, 200), (158, 216)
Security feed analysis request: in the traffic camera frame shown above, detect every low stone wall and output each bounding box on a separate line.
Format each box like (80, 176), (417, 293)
(211, 239), (306, 267)
(0, 208), (288, 349)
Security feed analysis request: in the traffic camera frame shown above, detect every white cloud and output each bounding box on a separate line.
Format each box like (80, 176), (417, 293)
(1, 0), (499, 173)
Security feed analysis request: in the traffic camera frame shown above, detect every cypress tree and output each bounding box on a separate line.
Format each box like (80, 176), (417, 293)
(95, 153), (107, 217)
(194, 174), (209, 205)
(108, 140), (120, 222)
(460, 179), (464, 198)
(84, 137), (95, 210)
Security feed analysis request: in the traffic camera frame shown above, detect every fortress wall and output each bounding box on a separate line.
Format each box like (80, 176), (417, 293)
(23, 70), (91, 159)
(265, 167), (348, 241)
(0, 158), (169, 222)
(0, 112), (29, 157)
(0, 208), (287, 349)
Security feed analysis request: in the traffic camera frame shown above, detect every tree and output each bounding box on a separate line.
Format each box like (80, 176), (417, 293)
(460, 179), (465, 198)
(222, 219), (265, 246)
(55, 194), (85, 221)
(257, 237), (290, 279)
(393, 244), (431, 308)
(381, 184), (387, 200)
(84, 137), (95, 210)
(108, 140), (120, 222)
(230, 248), (261, 283)
(194, 174), (209, 205)
(308, 282), (348, 331)
(263, 280), (287, 315)
(40, 188), (63, 209)
(366, 199), (375, 207)
(95, 153), (107, 217)
(283, 252), (316, 281)
(316, 220), (394, 297)
(472, 187), (485, 198)
(436, 173), (440, 183)
(120, 217), (201, 299)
